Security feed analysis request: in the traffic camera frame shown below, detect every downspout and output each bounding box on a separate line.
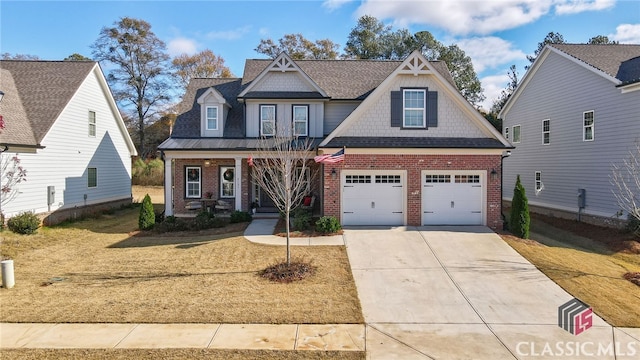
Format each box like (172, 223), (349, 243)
(501, 150), (511, 230)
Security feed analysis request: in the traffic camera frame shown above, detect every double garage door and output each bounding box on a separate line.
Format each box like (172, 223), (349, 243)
(341, 171), (484, 226)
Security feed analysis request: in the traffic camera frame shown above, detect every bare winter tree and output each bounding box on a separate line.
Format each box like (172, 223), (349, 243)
(0, 153), (27, 218)
(250, 132), (317, 265)
(611, 140), (640, 233)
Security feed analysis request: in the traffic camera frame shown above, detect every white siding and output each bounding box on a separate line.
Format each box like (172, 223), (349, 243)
(502, 51), (640, 218)
(343, 74), (486, 138)
(2, 68), (133, 217)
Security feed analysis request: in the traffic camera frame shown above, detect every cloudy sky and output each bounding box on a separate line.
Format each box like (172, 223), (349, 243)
(2, 0), (639, 110)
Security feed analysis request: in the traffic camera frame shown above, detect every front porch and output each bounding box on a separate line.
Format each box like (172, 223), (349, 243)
(163, 153), (322, 218)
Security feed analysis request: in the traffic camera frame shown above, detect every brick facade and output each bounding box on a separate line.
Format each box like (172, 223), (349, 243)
(322, 154), (503, 230)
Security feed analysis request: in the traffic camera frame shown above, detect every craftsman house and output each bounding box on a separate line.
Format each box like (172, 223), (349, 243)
(0, 60), (137, 224)
(500, 44), (640, 225)
(159, 51), (511, 229)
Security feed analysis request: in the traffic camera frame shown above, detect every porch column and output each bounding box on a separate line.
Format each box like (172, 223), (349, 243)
(164, 155), (173, 216)
(235, 157), (242, 211)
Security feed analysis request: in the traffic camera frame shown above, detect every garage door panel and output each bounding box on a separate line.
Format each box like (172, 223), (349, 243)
(342, 174), (404, 226)
(422, 173), (483, 226)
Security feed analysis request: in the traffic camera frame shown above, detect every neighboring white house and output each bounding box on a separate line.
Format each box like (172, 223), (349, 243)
(500, 44), (640, 225)
(0, 60), (137, 224)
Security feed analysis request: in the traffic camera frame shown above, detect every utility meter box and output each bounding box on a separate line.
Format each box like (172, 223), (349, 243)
(578, 188), (586, 208)
(47, 186), (55, 206)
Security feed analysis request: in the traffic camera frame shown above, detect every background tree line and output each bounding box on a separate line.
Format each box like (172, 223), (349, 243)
(2, 16), (619, 157)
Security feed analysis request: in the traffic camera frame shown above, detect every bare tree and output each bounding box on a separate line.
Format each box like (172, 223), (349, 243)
(250, 132), (317, 265)
(1, 153), (27, 217)
(611, 140), (640, 232)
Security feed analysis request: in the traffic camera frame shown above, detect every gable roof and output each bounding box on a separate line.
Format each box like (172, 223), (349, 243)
(501, 44), (640, 117)
(172, 77), (244, 138)
(0, 60), (96, 145)
(0, 68), (37, 147)
(320, 50), (510, 147)
(550, 44), (640, 83)
(241, 57), (457, 100)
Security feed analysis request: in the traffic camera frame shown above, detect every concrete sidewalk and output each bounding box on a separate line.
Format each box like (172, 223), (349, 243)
(1, 323), (365, 351)
(244, 218), (345, 246)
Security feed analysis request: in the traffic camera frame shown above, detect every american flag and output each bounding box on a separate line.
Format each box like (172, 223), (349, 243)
(314, 148), (345, 164)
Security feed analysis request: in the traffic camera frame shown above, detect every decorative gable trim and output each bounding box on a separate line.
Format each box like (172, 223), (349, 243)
(238, 52), (328, 98)
(321, 50), (509, 147)
(398, 54), (432, 76)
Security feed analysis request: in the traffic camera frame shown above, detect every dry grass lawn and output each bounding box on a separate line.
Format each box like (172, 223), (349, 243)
(501, 218), (640, 327)
(1, 349), (365, 360)
(0, 201), (363, 325)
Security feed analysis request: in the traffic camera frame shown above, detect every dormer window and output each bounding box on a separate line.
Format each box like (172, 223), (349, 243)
(260, 105), (276, 136)
(293, 105), (308, 136)
(206, 106), (218, 130)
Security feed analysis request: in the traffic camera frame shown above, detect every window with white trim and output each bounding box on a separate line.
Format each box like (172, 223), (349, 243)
(425, 175), (450, 183)
(206, 106), (218, 130)
(220, 166), (235, 198)
(505, 127), (509, 140)
(293, 105), (308, 136)
(513, 125), (521, 143)
(186, 166), (201, 198)
(260, 105), (276, 136)
(542, 119), (550, 145)
(403, 89), (426, 128)
(535, 171), (542, 191)
(583, 111), (594, 141)
(88, 167), (97, 188)
(88, 111), (96, 137)
(345, 175), (371, 183)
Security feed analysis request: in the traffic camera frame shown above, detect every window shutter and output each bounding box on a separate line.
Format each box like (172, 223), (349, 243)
(427, 91), (438, 128)
(390, 91), (402, 127)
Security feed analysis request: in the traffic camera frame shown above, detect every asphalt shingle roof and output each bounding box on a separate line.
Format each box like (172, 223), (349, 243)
(0, 60), (96, 146)
(169, 57), (460, 142)
(550, 44), (640, 83)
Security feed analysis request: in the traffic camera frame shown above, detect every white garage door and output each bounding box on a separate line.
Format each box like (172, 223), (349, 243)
(342, 173), (404, 226)
(422, 173), (483, 225)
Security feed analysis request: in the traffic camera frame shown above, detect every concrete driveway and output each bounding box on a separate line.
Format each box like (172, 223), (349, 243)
(345, 226), (640, 359)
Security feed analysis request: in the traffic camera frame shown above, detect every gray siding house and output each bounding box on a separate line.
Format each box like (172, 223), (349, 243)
(500, 44), (640, 225)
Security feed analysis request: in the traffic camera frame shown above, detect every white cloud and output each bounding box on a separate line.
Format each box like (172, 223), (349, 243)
(167, 37), (198, 57)
(355, 0), (616, 35)
(456, 37), (526, 73)
(555, 0), (615, 15)
(206, 25), (251, 40)
(356, 0), (554, 35)
(322, 0), (354, 11)
(609, 23), (640, 44)
(479, 74), (511, 112)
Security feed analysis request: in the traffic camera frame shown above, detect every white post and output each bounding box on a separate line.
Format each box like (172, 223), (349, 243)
(1, 259), (15, 289)
(234, 157), (242, 211)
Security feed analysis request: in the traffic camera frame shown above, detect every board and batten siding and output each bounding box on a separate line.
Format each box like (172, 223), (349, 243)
(1, 68), (133, 217)
(324, 102), (359, 135)
(245, 101), (324, 138)
(502, 50), (640, 218)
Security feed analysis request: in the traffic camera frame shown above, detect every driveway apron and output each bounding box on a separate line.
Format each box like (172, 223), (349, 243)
(344, 226), (635, 360)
